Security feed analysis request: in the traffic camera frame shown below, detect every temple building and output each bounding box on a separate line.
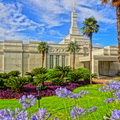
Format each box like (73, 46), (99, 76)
(0, 9), (119, 77)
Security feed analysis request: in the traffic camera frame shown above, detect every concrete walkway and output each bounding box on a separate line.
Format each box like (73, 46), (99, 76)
(92, 76), (117, 85)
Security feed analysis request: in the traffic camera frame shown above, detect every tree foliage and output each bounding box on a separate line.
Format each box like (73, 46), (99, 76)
(37, 41), (49, 67)
(81, 17), (99, 84)
(66, 41), (80, 71)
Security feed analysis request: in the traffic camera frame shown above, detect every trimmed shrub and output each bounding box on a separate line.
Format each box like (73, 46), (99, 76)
(46, 69), (62, 79)
(52, 78), (64, 85)
(77, 68), (90, 81)
(0, 78), (5, 89)
(68, 70), (82, 83)
(4, 77), (29, 93)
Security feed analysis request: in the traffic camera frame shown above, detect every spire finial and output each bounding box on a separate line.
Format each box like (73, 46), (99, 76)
(72, 1), (78, 10)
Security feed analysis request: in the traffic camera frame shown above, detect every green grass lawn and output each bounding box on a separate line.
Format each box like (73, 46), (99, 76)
(0, 84), (119, 120)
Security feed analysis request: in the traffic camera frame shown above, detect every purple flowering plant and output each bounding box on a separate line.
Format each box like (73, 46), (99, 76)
(99, 80), (120, 119)
(1, 80), (120, 120)
(55, 87), (99, 119)
(0, 94), (54, 120)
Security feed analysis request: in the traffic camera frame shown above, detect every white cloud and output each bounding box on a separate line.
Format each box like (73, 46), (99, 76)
(93, 43), (103, 47)
(28, 26), (37, 31)
(0, 2), (41, 40)
(20, 0), (116, 28)
(49, 30), (63, 36)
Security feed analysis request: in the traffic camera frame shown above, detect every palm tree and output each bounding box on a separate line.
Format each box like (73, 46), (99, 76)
(55, 66), (71, 79)
(81, 17), (100, 84)
(101, 0), (120, 63)
(66, 41), (80, 71)
(37, 42), (49, 68)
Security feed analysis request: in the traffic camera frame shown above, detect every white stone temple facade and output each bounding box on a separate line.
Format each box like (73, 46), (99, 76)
(0, 9), (119, 77)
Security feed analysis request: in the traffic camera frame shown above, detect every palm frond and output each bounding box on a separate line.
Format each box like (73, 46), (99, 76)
(101, 0), (109, 5)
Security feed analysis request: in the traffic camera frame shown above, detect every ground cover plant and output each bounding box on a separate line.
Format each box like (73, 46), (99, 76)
(0, 81), (89, 99)
(0, 80), (120, 119)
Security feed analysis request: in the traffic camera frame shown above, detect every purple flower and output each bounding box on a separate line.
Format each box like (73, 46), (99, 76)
(98, 86), (110, 92)
(111, 109), (120, 120)
(19, 95), (26, 103)
(0, 109), (9, 117)
(104, 98), (116, 103)
(31, 113), (38, 120)
(16, 110), (29, 119)
(70, 106), (86, 119)
(68, 93), (81, 99)
(100, 80), (120, 92)
(114, 91), (120, 100)
(88, 107), (98, 113)
(38, 108), (46, 119)
(19, 95), (37, 109)
(55, 87), (71, 98)
(79, 90), (89, 95)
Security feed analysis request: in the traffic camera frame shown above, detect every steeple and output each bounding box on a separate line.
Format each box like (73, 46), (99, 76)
(69, 10), (79, 35)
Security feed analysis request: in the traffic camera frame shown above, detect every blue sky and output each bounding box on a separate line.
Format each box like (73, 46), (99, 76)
(0, 0), (117, 47)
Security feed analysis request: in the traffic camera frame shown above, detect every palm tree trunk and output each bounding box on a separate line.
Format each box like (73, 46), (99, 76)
(90, 33), (92, 84)
(73, 51), (75, 71)
(117, 5), (120, 73)
(42, 51), (45, 68)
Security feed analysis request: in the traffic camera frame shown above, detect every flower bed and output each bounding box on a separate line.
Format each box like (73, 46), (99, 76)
(0, 81), (89, 99)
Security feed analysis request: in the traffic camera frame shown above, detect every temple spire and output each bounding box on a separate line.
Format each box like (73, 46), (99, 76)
(69, 2), (79, 35)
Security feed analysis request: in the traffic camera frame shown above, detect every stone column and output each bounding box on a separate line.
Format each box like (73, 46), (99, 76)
(92, 59), (99, 76)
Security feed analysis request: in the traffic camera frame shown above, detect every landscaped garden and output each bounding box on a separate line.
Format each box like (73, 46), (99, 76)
(0, 67), (120, 119)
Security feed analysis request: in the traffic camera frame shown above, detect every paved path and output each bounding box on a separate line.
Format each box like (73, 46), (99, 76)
(92, 79), (115, 85)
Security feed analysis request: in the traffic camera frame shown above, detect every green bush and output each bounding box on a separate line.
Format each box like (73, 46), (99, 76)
(4, 77), (29, 93)
(0, 73), (9, 79)
(8, 70), (21, 77)
(92, 73), (98, 79)
(55, 66), (72, 78)
(31, 67), (47, 76)
(26, 77), (33, 83)
(68, 70), (82, 83)
(0, 78), (5, 89)
(46, 69), (62, 79)
(76, 68), (90, 81)
(33, 74), (48, 85)
(52, 78), (63, 85)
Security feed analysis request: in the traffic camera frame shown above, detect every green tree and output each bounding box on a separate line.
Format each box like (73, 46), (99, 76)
(101, 1), (120, 63)
(37, 41), (49, 68)
(81, 17), (100, 84)
(66, 41), (80, 71)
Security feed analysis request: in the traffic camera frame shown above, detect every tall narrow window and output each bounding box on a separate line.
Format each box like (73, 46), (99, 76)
(62, 55), (65, 67)
(56, 55), (59, 66)
(50, 55), (53, 69)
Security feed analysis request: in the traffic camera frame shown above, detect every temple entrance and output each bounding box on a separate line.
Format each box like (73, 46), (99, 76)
(99, 61), (118, 76)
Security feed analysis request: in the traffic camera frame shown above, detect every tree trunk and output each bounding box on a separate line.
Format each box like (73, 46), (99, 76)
(42, 51), (45, 68)
(117, 5), (120, 74)
(90, 33), (92, 84)
(73, 51), (75, 72)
